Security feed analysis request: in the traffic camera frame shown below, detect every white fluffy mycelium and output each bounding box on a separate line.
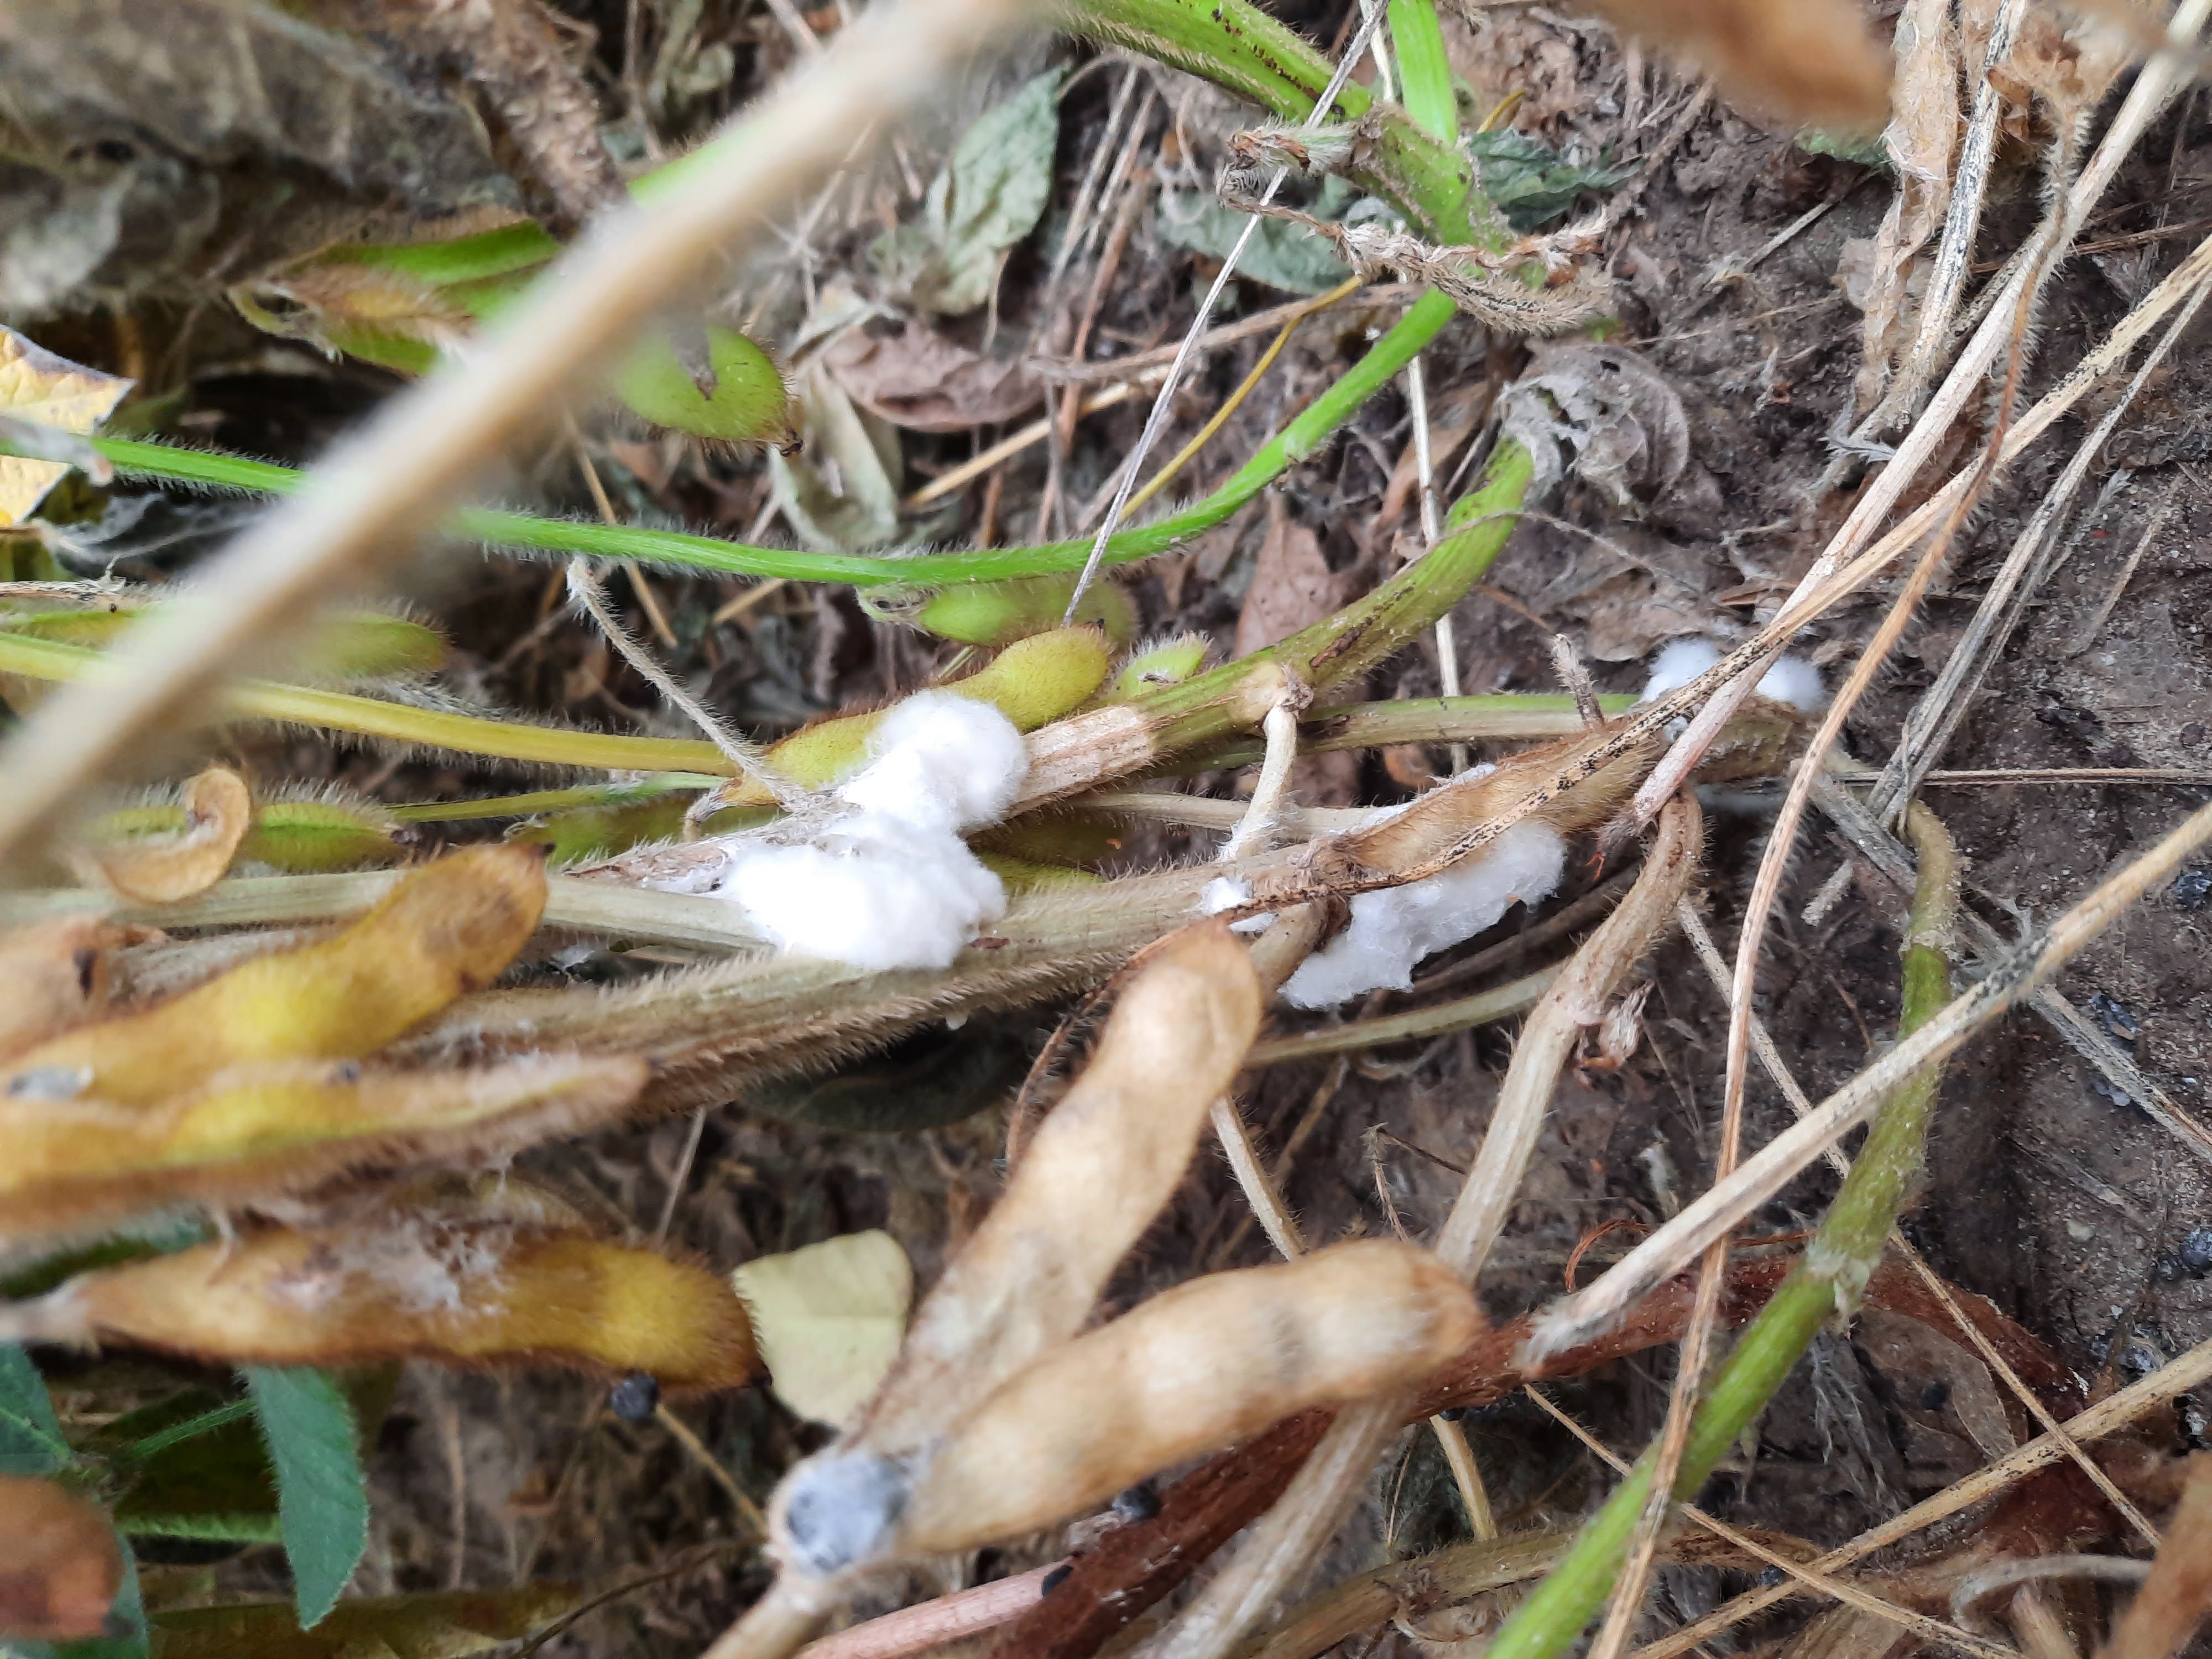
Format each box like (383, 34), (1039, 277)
(1279, 816), (1568, 1009)
(703, 693), (1029, 971)
(1639, 637), (1827, 714)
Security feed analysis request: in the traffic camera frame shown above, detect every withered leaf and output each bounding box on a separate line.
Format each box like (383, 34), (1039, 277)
(0, 1474), (123, 1641)
(1577, 0), (1890, 129)
(733, 1230), (913, 1427)
(825, 322), (1044, 432)
(0, 0), (524, 314)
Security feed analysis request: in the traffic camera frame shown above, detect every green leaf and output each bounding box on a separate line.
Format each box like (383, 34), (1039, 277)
(1464, 129), (1631, 231)
(872, 70), (1066, 315)
(0, 1344), (66, 1477)
(243, 1369), (368, 1631)
(1156, 176), (1359, 295)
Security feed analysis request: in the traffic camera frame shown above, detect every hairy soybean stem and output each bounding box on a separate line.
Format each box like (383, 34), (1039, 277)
(1484, 807), (1960, 1659)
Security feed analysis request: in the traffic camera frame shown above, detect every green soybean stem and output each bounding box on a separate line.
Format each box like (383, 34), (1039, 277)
(1484, 804), (1960, 1659)
(77, 294), (1455, 592)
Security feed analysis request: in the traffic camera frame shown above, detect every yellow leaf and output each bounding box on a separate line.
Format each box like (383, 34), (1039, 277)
(0, 327), (131, 527)
(733, 1230), (912, 1427)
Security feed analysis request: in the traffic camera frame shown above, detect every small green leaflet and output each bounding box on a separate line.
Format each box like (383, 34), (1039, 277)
(0, 1344), (66, 1476)
(1464, 129), (1631, 231)
(244, 1368), (369, 1630)
(873, 70), (1066, 315)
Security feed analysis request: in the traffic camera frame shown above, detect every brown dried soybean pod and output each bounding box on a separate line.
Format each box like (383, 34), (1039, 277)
(857, 920), (1261, 1448)
(19, 1220), (759, 1388)
(895, 1240), (1481, 1555)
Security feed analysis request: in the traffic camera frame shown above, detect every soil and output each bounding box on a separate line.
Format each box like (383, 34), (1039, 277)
(15, 1), (2212, 1654)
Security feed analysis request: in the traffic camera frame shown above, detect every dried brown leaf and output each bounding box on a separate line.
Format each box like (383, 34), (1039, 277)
(69, 765), (252, 903)
(1235, 503), (1352, 659)
(1577, 0), (1890, 129)
(0, 1475), (121, 1642)
(825, 321), (1044, 432)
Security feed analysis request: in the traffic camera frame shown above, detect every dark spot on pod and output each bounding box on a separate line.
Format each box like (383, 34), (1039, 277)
(1112, 1479), (1161, 1522)
(1041, 1564), (1073, 1596)
(609, 1373), (660, 1421)
(1920, 1380), (1951, 1411)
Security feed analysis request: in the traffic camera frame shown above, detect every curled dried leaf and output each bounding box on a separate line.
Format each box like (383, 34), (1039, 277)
(853, 920), (1261, 1451)
(0, 1474), (122, 1641)
(773, 1240), (1479, 1574)
(1577, 0), (1890, 128)
(0, 915), (111, 1060)
(69, 765), (252, 903)
(12, 1215), (758, 1387)
(2, 844), (546, 1107)
(0, 1053), (647, 1245)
